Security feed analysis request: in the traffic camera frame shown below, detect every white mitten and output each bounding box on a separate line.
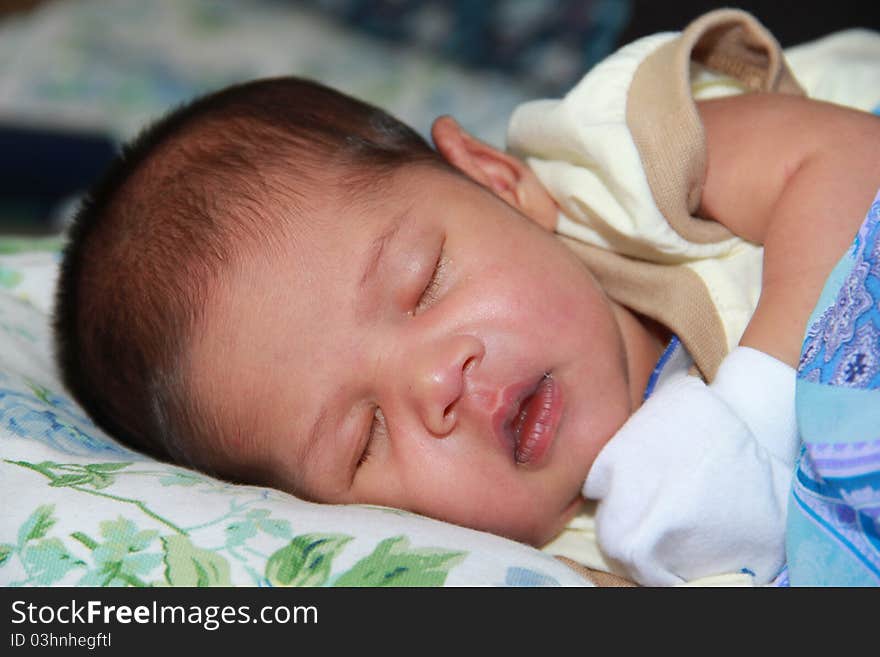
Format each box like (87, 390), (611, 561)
(583, 347), (797, 585)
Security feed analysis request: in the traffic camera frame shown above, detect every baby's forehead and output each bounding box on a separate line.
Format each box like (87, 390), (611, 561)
(209, 161), (450, 295)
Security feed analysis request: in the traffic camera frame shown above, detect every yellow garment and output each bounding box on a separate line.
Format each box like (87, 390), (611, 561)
(507, 29), (763, 362)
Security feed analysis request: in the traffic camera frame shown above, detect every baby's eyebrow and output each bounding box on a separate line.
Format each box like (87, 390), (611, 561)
(359, 210), (409, 288)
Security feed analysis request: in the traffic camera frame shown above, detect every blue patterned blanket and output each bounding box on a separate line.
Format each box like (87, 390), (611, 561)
(785, 189), (880, 586)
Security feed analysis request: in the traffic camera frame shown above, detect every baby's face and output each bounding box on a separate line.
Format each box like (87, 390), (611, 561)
(194, 164), (642, 546)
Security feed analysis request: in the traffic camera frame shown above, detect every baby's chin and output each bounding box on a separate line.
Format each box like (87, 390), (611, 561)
(495, 492), (587, 548)
(540, 494), (588, 546)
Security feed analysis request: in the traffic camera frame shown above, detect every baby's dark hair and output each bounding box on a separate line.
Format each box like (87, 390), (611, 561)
(54, 76), (443, 480)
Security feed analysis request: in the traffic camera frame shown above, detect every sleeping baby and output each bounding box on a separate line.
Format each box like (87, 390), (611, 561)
(53, 9), (880, 586)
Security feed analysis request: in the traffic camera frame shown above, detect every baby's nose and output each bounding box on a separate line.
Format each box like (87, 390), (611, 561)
(408, 335), (483, 436)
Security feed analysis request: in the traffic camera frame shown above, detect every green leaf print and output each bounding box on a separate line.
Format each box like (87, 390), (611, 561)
(76, 517), (162, 587)
(0, 235), (63, 254)
(80, 463), (131, 489)
(17, 504), (55, 545)
(247, 509), (292, 539)
(225, 509), (292, 548)
(11, 460), (134, 490)
(0, 543), (14, 566)
(49, 473), (94, 487)
(85, 462), (131, 472)
(20, 538), (85, 586)
(333, 536), (465, 587)
(0, 266), (22, 288)
(162, 535), (231, 586)
(49, 463), (133, 490)
(8, 460), (186, 535)
(25, 381), (53, 406)
(265, 534), (352, 587)
(158, 471), (204, 487)
(225, 520), (258, 547)
(4, 506), (86, 585)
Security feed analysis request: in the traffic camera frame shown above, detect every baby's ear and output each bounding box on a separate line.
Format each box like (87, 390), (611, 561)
(431, 116), (558, 231)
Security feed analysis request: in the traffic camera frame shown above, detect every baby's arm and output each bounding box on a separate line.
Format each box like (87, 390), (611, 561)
(698, 93), (880, 366)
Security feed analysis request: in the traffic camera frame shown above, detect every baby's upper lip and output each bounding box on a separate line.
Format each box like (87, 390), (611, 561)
(491, 374), (546, 457)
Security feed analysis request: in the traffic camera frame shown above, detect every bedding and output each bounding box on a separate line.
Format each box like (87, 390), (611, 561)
(298, 0), (632, 95)
(785, 190), (880, 586)
(0, 0), (534, 148)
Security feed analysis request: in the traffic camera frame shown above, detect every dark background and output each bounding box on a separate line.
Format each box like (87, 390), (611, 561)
(0, 0), (877, 234)
(620, 0), (879, 46)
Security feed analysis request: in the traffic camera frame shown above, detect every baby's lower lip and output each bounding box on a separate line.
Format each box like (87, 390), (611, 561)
(512, 375), (562, 466)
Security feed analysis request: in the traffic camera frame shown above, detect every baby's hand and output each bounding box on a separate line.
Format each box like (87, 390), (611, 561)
(583, 346), (797, 585)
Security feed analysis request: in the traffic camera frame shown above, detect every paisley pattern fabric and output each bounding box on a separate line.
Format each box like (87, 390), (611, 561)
(787, 191), (880, 586)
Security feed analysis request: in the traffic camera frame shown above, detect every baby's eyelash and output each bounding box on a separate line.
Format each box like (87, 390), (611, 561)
(415, 247), (446, 313)
(358, 407), (386, 467)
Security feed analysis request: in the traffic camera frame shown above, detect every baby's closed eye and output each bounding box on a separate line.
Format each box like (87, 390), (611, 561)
(358, 407), (386, 467)
(414, 242), (447, 314)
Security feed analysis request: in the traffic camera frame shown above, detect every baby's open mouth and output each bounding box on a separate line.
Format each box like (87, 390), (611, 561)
(507, 373), (562, 465)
